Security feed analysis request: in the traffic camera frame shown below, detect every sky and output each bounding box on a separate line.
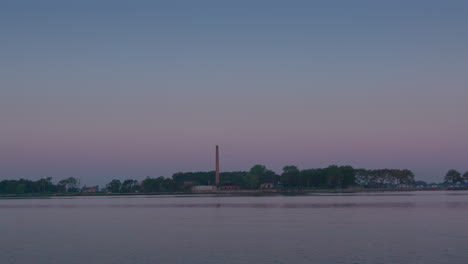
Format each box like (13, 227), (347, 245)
(1, 0), (468, 186)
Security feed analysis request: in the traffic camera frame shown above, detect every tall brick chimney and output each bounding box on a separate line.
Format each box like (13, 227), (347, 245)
(215, 145), (220, 186)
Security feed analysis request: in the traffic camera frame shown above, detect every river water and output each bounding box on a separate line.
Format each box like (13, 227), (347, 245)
(1, 191), (467, 264)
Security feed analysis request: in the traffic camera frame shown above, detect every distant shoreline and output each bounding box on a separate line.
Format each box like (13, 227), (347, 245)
(1, 187), (467, 198)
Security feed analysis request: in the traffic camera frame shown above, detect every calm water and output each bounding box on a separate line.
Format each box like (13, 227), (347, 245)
(1, 191), (468, 264)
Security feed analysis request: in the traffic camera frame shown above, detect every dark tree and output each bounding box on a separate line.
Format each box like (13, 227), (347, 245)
(58, 177), (79, 192)
(281, 166), (300, 187)
(444, 170), (463, 184)
(242, 174), (260, 189)
(121, 179), (140, 193)
(249, 165), (278, 184)
(141, 176), (181, 192)
(249, 165), (267, 176)
(106, 179), (122, 193)
(300, 169), (326, 188)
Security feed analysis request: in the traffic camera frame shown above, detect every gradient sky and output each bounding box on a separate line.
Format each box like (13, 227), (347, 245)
(1, 0), (468, 186)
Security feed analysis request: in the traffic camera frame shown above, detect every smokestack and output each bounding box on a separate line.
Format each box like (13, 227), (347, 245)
(215, 145), (220, 186)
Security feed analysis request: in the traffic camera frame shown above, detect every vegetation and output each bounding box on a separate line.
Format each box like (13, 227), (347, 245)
(0, 177), (60, 194)
(106, 179), (122, 193)
(355, 169), (415, 187)
(58, 177), (80, 192)
(1, 166), (466, 195)
(444, 170), (463, 184)
(141, 176), (179, 192)
(105, 179), (141, 193)
(296, 166), (356, 188)
(112, 164), (416, 192)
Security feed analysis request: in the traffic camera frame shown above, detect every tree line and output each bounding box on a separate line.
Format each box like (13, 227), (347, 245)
(0, 177), (79, 194)
(444, 170), (468, 184)
(108, 164), (416, 192)
(0, 164), (432, 195)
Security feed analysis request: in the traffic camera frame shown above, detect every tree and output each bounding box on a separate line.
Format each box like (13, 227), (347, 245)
(141, 177), (160, 192)
(300, 169), (327, 188)
(338, 166), (356, 188)
(261, 169), (278, 184)
(141, 176), (181, 192)
(35, 177), (54, 192)
(444, 170), (463, 184)
(249, 165), (267, 176)
(58, 177), (79, 192)
(281, 166), (300, 187)
(249, 165), (278, 184)
(172, 171), (215, 186)
(121, 179), (140, 193)
(106, 179), (122, 193)
(242, 174), (260, 189)
(399, 169), (416, 185)
(322, 165), (355, 188)
(354, 168), (414, 187)
(463, 171), (468, 183)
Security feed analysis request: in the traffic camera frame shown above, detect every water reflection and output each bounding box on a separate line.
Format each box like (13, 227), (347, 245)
(1, 191), (468, 264)
(5, 201), (468, 209)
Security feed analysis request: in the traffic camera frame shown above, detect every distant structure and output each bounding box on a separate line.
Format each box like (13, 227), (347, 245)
(191, 185), (217, 192)
(215, 145), (220, 186)
(191, 145), (221, 193)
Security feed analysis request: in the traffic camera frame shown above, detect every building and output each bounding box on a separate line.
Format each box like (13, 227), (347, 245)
(191, 185), (218, 192)
(83, 187), (99, 193)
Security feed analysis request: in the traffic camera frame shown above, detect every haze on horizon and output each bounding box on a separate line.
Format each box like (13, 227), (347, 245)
(1, 0), (467, 186)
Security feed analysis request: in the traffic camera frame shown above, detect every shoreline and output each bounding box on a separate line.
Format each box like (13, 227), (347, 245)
(0, 186), (467, 198)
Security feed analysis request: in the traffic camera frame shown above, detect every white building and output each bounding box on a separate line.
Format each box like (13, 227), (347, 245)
(191, 185), (217, 192)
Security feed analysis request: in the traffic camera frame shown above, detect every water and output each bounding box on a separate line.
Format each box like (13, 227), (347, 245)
(1, 191), (468, 264)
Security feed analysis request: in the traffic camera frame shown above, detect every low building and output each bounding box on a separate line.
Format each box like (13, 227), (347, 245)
(191, 185), (217, 192)
(83, 187), (99, 193)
